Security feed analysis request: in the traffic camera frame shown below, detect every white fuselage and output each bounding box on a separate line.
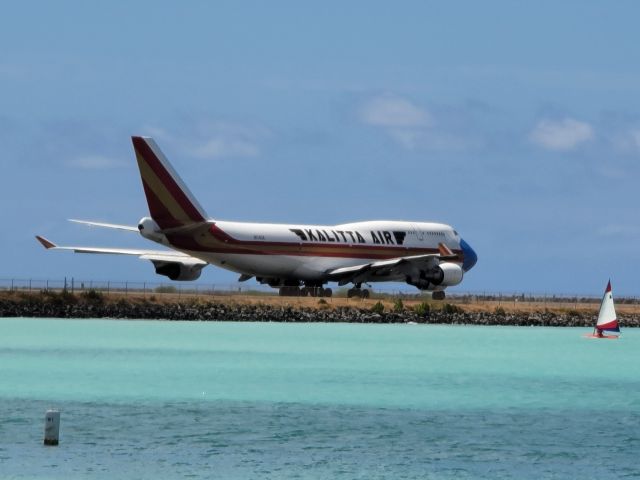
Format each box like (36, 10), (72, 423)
(157, 219), (463, 282)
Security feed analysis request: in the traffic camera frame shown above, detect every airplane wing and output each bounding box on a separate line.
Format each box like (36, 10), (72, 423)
(35, 236), (207, 266)
(326, 243), (460, 287)
(326, 254), (441, 285)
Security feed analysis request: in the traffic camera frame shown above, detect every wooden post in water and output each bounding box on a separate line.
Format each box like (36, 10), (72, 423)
(44, 410), (60, 446)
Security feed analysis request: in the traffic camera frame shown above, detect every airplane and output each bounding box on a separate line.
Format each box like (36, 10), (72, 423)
(36, 136), (477, 299)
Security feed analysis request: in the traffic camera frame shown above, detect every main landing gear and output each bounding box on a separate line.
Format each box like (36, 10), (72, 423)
(347, 284), (370, 299)
(278, 286), (333, 297)
(432, 291), (446, 301)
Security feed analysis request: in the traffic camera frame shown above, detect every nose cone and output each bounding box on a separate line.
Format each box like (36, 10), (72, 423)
(460, 238), (477, 272)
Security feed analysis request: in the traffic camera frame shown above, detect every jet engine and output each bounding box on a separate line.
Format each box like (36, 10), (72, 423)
(432, 262), (464, 286)
(407, 262), (464, 290)
(153, 261), (203, 281)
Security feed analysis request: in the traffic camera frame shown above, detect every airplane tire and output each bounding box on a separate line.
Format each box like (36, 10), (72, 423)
(279, 286), (302, 296)
(324, 288), (332, 298)
(432, 291), (445, 301)
(348, 288), (365, 298)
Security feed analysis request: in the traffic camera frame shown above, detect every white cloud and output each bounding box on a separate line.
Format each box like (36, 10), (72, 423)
(529, 118), (594, 151)
(388, 129), (423, 150)
(359, 94), (483, 152)
(360, 94), (432, 128)
(188, 137), (260, 159)
(66, 155), (125, 169)
(143, 121), (269, 160)
(359, 94), (431, 150)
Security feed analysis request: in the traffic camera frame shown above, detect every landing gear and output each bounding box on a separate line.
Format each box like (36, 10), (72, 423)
(306, 286), (332, 297)
(279, 286), (333, 297)
(279, 286), (301, 296)
(347, 288), (370, 299)
(432, 291), (446, 301)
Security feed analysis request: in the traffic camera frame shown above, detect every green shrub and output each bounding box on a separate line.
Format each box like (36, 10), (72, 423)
(413, 302), (430, 317)
(393, 298), (404, 313)
(370, 301), (385, 314)
(41, 289), (78, 305)
(494, 306), (506, 316)
(80, 289), (104, 303)
(442, 303), (463, 314)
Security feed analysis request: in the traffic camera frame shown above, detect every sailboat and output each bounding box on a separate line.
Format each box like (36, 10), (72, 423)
(585, 280), (620, 339)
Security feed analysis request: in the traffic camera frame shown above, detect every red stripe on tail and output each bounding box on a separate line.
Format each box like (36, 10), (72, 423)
(132, 136), (207, 227)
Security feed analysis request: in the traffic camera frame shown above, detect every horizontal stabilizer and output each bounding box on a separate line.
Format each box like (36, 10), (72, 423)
(69, 219), (138, 232)
(35, 235), (56, 249)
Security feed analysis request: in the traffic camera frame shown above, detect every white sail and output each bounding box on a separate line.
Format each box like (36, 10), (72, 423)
(595, 280), (619, 332)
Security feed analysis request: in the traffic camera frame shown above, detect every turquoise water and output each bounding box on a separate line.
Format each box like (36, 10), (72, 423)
(1, 319), (638, 479)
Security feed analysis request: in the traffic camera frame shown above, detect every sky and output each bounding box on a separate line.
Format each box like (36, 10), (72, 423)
(2, 1), (640, 296)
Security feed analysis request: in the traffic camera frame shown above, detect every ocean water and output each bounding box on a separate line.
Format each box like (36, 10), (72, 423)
(0, 319), (638, 479)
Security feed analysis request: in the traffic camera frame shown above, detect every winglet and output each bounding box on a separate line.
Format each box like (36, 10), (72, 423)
(438, 242), (454, 257)
(35, 235), (57, 249)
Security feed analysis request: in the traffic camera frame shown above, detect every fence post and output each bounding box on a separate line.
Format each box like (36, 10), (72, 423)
(107, 281), (110, 295)
(125, 282), (128, 296)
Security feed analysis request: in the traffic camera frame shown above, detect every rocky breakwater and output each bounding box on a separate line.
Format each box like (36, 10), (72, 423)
(1, 292), (639, 327)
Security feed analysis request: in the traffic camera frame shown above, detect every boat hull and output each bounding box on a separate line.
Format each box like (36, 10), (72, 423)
(583, 333), (619, 340)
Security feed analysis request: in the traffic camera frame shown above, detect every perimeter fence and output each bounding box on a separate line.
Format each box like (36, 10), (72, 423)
(2, 277), (638, 308)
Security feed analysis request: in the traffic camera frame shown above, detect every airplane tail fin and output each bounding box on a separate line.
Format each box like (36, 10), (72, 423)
(131, 136), (209, 229)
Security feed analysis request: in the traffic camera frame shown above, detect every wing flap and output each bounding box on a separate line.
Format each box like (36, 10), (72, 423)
(140, 253), (206, 266)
